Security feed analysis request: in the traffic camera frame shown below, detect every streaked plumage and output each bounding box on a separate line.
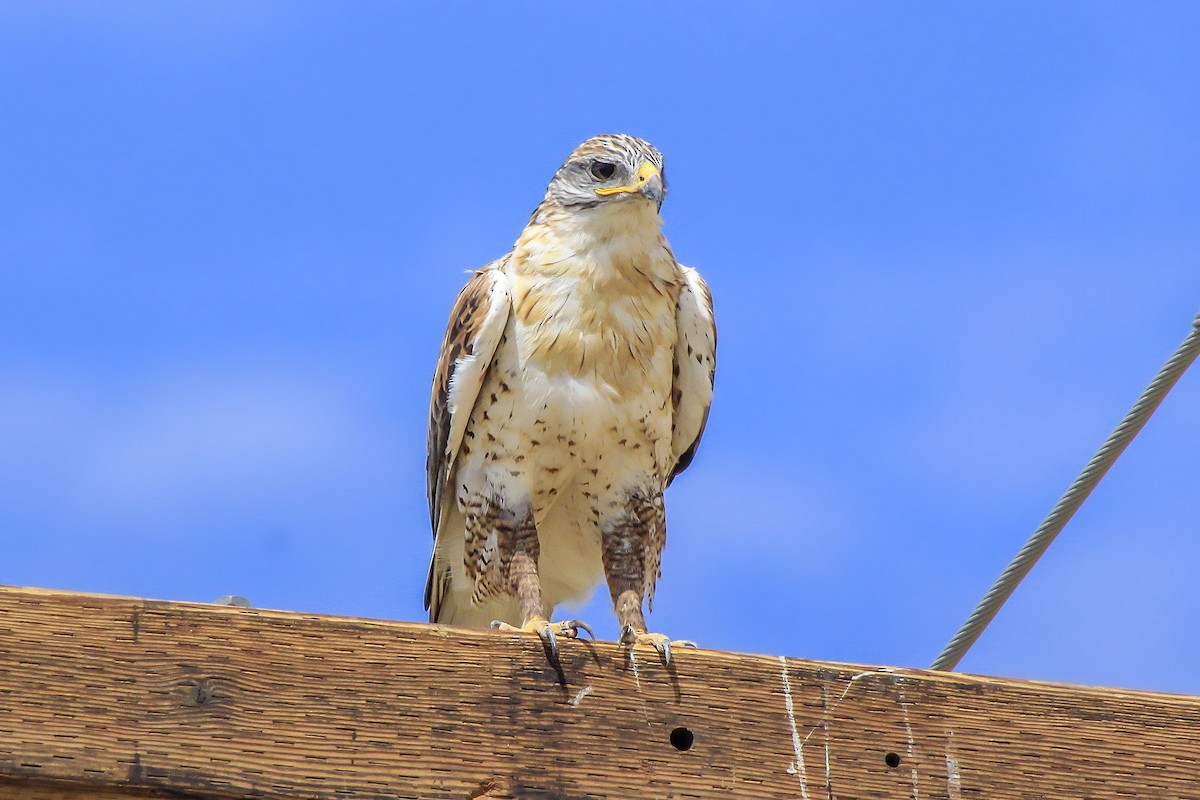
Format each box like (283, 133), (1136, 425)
(425, 134), (715, 655)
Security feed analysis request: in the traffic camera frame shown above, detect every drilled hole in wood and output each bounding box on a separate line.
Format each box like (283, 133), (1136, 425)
(670, 727), (694, 751)
(885, 752), (901, 768)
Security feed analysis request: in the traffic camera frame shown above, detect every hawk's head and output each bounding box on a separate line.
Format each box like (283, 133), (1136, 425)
(544, 134), (666, 211)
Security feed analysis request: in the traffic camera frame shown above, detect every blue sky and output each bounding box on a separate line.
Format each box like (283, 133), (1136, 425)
(2, 3), (1198, 694)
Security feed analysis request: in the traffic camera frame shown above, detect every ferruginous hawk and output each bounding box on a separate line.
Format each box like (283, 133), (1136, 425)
(424, 134), (716, 662)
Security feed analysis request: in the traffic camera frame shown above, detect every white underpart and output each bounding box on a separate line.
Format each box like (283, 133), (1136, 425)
(436, 198), (709, 627)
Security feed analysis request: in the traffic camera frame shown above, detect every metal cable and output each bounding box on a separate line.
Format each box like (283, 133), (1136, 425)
(931, 311), (1200, 672)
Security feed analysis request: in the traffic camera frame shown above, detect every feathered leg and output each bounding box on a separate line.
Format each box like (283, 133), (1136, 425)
(469, 499), (589, 658)
(602, 487), (694, 664)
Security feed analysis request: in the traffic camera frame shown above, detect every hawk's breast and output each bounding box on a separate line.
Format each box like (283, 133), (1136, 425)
(494, 238), (682, 521)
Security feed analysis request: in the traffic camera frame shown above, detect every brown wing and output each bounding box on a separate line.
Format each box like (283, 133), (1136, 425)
(424, 261), (512, 612)
(669, 265), (716, 484)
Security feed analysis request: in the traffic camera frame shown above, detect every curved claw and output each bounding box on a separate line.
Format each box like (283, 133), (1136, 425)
(561, 619), (594, 640)
(537, 624), (559, 660)
(621, 627), (689, 666)
(490, 618), (591, 661)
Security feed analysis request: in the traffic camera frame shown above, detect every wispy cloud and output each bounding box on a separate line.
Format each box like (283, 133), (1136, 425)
(0, 364), (401, 532)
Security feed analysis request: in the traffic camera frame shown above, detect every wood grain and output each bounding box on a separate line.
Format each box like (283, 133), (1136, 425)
(0, 585), (1197, 799)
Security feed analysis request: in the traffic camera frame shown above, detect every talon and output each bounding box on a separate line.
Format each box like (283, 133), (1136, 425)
(621, 628), (691, 665)
(538, 625), (559, 660)
(490, 616), (591, 661)
(564, 619), (594, 639)
(676, 640), (699, 649)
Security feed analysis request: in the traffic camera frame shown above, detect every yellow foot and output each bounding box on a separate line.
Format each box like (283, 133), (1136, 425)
(491, 616), (592, 660)
(620, 625), (698, 666)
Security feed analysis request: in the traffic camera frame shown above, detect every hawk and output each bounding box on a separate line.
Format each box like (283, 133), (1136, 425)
(424, 134), (716, 661)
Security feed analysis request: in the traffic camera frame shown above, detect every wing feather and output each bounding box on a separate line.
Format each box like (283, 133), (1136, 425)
(669, 266), (716, 484)
(425, 262), (512, 614)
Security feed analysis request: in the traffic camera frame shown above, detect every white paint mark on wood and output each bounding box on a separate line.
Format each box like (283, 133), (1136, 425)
(802, 667), (891, 748)
(820, 681), (833, 798)
(569, 685), (593, 707)
(946, 729), (962, 800)
(779, 656), (810, 800)
(897, 685), (919, 800)
(626, 649), (653, 730)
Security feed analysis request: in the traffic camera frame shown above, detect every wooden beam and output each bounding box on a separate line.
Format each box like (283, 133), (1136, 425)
(0, 585), (1197, 799)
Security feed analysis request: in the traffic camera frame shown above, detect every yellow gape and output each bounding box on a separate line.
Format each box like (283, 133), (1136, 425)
(595, 162), (661, 196)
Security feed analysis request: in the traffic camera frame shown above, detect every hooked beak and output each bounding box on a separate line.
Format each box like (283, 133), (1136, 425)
(595, 162), (663, 204)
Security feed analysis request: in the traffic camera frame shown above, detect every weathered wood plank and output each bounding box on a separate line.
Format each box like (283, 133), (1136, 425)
(0, 780), (175, 800)
(0, 585), (1197, 799)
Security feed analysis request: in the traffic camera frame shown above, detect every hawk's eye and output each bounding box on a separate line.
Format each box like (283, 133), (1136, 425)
(589, 161), (617, 181)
